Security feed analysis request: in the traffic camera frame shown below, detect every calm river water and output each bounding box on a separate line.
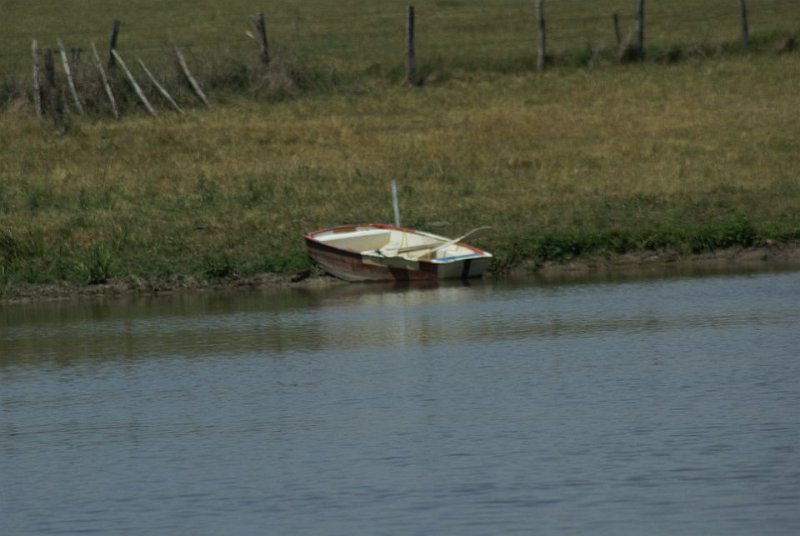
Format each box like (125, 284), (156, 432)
(1, 269), (799, 535)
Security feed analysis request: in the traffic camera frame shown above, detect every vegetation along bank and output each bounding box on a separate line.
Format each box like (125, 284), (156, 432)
(1, 1), (799, 300)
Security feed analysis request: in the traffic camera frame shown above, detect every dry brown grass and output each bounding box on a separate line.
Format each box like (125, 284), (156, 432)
(1, 54), (799, 284)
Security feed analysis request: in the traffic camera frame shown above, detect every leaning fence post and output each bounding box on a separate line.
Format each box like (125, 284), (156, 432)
(251, 13), (270, 65)
(108, 19), (120, 71)
(138, 58), (183, 114)
(739, 0), (750, 52)
(43, 48), (66, 134)
(406, 6), (417, 86)
(58, 39), (84, 115)
(634, 0), (645, 61)
(91, 41), (118, 119)
(111, 49), (158, 117)
(536, 0), (546, 71)
(174, 45), (210, 108)
(32, 39), (42, 118)
(612, 13), (622, 48)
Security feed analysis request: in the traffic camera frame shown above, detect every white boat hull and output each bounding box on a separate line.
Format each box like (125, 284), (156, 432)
(304, 224), (492, 282)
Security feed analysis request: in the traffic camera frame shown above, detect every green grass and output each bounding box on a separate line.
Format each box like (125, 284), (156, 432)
(1, 1), (798, 113)
(2, 52), (799, 286)
(0, 1), (799, 289)
(2, 1), (798, 92)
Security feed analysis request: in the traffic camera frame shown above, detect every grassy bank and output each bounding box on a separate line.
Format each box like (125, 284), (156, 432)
(1, 51), (799, 293)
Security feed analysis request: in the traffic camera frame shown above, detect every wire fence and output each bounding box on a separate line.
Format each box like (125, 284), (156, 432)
(1, 0), (798, 76)
(1, 0), (798, 123)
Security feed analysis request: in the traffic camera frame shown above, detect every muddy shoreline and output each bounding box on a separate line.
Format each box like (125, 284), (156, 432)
(523, 243), (800, 282)
(2, 244), (799, 305)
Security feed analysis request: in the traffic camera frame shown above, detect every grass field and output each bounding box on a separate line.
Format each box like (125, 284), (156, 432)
(2, 1), (799, 86)
(0, 1), (799, 290)
(1, 1), (798, 111)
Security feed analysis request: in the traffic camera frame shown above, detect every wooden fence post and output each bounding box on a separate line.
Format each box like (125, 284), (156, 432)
(111, 49), (158, 117)
(612, 13), (622, 48)
(634, 0), (645, 61)
(138, 58), (184, 114)
(32, 39), (42, 118)
(91, 41), (119, 119)
(58, 39), (84, 115)
(43, 48), (66, 134)
(108, 19), (120, 71)
(739, 0), (750, 52)
(174, 45), (210, 108)
(536, 0), (546, 71)
(251, 13), (270, 65)
(406, 6), (416, 86)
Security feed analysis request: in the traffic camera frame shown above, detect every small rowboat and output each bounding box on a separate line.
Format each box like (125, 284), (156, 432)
(304, 223), (493, 282)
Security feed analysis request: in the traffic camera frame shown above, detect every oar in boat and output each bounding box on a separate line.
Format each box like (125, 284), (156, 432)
(378, 226), (491, 257)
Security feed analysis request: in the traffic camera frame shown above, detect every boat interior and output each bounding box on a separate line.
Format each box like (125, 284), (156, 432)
(313, 227), (477, 261)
